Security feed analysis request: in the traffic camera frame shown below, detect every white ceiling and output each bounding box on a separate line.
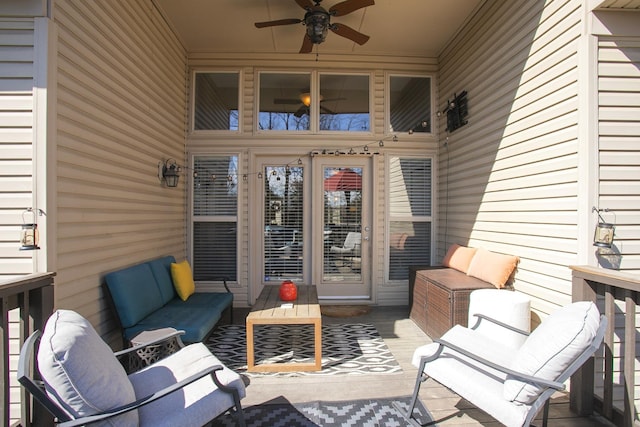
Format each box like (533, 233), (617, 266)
(154, 0), (484, 58)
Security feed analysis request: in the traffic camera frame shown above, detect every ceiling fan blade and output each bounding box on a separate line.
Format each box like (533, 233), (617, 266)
(294, 105), (308, 118)
(329, 0), (374, 17)
(255, 18), (302, 28)
(330, 23), (370, 45)
(320, 105), (336, 115)
(294, 0), (315, 10)
(300, 34), (313, 53)
(274, 98), (303, 105)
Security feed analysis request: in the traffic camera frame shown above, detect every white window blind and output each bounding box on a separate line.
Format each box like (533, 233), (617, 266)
(388, 156), (432, 280)
(192, 155), (238, 281)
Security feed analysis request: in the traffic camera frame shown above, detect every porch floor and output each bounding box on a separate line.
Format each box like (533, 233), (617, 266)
(227, 305), (614, 426)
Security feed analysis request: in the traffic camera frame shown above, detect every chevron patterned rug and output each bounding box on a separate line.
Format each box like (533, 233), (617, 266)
(211, 396), (435, 427)
(206, 323), (402, 376)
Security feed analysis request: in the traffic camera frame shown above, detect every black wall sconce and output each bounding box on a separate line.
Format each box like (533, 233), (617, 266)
(20, 207), (46, 251)
(593, 207), (615, 248)
(158, 159), (181, 188)
(438, 91), (468, 133)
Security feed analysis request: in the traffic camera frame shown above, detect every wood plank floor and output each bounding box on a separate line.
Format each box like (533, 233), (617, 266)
(228, 306), (614, 426)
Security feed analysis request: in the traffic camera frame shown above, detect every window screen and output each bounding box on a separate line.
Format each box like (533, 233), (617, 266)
(192, 155), (238, 281)
(388, 156), (432, 280)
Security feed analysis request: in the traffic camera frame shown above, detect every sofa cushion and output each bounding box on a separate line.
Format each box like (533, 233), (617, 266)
(171, 260), (196, 301)
(504, 301), (601, 404)
(442, 244), (477, 273)
(126, 298), (226, 343)
(147, 256), (177, 305)
(38, 310), (138, 426)
(466, 248), (518, 288)
(105, 263), (164, 328)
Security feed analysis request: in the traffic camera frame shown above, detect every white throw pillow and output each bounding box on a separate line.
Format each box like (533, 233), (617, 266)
(503, 301), (600, 404)
(37, 310), (138, 426)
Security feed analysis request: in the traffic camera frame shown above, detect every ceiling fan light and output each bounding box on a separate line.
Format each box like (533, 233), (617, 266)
(300, 92), (312, 107)
(305, 10), (329, 44)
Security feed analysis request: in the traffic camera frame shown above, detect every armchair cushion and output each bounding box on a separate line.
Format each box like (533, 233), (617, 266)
(37, 310), (138, 426)
(504, 301), (601, 404)
(129, 342), (246, 426)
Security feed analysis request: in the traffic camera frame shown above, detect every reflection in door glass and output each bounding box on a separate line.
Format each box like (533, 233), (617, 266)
(323, 167), (362, 281)
(263, 165), (304, 283)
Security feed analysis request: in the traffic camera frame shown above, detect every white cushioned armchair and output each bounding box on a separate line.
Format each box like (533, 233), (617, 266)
(398, 301), (606, 427)
(18, 309), (246, 426)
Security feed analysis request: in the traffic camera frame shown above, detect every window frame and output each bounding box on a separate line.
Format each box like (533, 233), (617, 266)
(385, 152), (436, 283)
(385, 72), (435, 137)
(188, 152), (242, 285)
(191, 70), (242, 134)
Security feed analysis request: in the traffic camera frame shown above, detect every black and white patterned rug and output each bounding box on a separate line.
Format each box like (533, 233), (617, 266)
(206, 323), (402, 376)
(212, 396), (435, 427)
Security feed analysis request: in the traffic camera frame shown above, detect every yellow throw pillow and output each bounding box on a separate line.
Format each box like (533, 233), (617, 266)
(467, 248), (519, 288)
(442, 244), (477, 273)
(171, 260), (195, 301)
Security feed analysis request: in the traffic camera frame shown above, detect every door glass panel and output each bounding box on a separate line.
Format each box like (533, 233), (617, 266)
(323, 167), (362, 281)
(263, 165), (304, 282)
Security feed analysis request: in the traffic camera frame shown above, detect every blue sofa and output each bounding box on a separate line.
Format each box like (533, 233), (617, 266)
(104, 256), (233, 343)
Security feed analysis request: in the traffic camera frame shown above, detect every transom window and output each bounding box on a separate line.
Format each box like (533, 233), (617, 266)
(258, 71), (370, 132)
(193, 72), (239, 131)
(389, 75), (432, 134)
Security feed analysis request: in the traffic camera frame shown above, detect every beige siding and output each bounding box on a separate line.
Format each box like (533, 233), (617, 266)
(53, 0), (187, 346)
(597, 37), (640, 272)
(437, 0), (584, 320)
(0, 18), (36, 278)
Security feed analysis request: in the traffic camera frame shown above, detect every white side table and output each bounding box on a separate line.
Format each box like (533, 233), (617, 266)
(467, 289), (531, 349)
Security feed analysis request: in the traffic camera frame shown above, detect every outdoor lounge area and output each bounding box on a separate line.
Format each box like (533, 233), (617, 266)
(4, 267), (638, 426)
(2, 0), (640, 426)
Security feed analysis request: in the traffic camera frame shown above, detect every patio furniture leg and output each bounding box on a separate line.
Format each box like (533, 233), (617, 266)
(394, 356), (430, 427)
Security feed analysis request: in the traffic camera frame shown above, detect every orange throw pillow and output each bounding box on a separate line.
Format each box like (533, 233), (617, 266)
(442, 244), (477, 273)
(467, 248), (519, 288)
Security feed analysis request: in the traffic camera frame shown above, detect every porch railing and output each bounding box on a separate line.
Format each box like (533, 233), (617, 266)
(0, 273), (55, 427)
(571, 265), (640, 427)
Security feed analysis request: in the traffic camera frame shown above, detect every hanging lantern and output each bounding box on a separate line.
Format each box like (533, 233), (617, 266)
(592, 207), (615, 248)
(20, 208), (40, 251)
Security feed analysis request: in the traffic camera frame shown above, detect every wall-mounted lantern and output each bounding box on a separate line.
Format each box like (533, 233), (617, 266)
(593, 207), (615, 248)
(158, 159), (181, 188)
(20, 208), (45, 251)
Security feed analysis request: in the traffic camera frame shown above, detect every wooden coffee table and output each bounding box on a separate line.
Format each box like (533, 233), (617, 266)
(246, 285), (322, 372)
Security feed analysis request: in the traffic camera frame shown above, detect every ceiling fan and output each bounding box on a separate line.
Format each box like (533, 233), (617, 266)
(274, 91), (346, 117)
(255, 0), (375, 54)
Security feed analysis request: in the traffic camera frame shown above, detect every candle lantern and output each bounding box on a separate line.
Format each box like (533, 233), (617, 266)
(20, 208), (40, 250)
(592, 207), (615, 248)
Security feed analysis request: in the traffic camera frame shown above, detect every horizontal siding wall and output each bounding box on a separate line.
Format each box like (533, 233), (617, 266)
(597, 37), (640, 272)
(0, 18), (36, 279)
(54, 0), (187, 346)
(437, 0), (583, 320)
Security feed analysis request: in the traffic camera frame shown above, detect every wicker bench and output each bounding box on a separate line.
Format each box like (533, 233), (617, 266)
(409, 245), (520, 338)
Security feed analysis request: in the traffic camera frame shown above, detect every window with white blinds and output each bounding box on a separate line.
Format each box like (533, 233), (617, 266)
(192, 155), (238, 281)
(388, 156), (432, 280)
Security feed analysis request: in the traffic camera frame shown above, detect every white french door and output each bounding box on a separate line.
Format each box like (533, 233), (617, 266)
(258, 155), (372, 300)
(313, 156), (372, 300)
